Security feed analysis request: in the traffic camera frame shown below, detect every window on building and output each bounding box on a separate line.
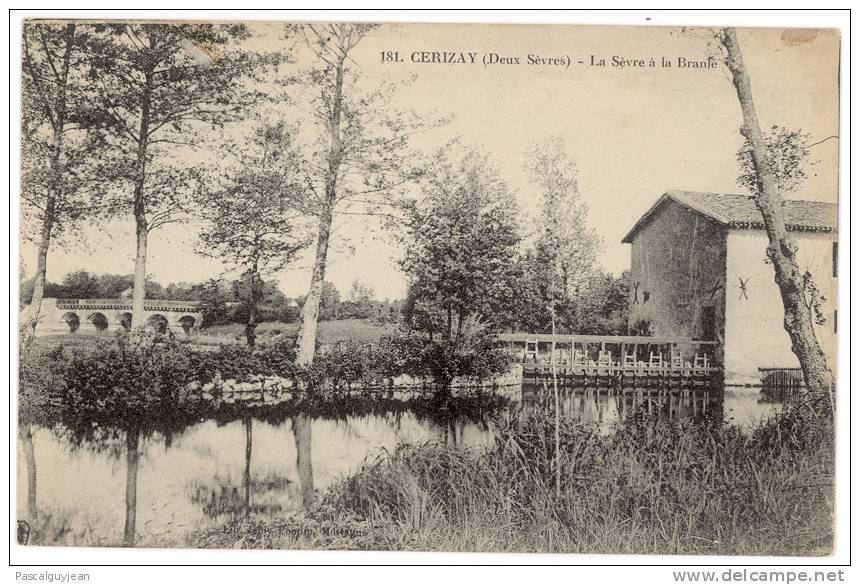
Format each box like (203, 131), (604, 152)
(834, 309), (838, 334)
(833, 241), (838, 277)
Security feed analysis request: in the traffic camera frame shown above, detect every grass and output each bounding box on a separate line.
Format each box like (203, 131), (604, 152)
(192, 400), (835, 555)
(29, 319), (396, 352)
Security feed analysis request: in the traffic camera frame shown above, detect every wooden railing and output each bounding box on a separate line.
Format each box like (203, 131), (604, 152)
(496, 333), (721, 375)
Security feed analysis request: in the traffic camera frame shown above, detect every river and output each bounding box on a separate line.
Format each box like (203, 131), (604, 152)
(15, 386), (789, 547)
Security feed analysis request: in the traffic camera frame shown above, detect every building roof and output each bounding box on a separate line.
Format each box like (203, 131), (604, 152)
(621, 190), (838, 243)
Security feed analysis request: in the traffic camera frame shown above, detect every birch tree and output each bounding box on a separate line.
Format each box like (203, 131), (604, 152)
(20, 22), (101, 343)
(281, 23), (427, 366)
(91, 23), (253, 327)
(520, 137), (600, 333)
(718, 28), (832, 395)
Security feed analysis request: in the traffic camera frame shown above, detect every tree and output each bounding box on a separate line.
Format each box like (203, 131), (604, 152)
(572, 271), (630, 335)
(196, 121), (307, 347)
(198, 279), (232, 328)
(719, 28), (832, 396)
(56, 270), (100, 298)
(319, 282), (341, 321)
(400, 153), (521, 345)
(281, 23), (427, 365)
(518, 137), (601, 333)
(91, 23), (254, 328)
(20, 22), (101, 342)
(341, 278), (376, 319)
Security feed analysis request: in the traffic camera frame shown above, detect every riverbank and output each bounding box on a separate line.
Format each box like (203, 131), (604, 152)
(191, 403), (834, 555)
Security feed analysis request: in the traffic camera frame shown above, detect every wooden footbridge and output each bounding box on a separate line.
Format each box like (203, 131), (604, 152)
(496, 333), (722, 387)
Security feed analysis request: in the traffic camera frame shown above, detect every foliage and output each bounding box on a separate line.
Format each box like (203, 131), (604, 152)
(400, 152), (522, 341)
(628, 318), (654, 336)
(517, 268), (630, 335)
(737, 126), (817, 195)
(20, 22), (110, 343)
(515, 137), (605, 333)
(800, 271), (827, 327)
(18, 347), (66, 425)
(195, 121), (308, 346)
(569, 271), (630, 335)
(20, 23), (105, 241)
(23, 326), (513, 431)
(57, 331), (202, 429)
(89, 22), (258, 229)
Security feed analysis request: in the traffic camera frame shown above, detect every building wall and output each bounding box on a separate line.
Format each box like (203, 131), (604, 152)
(628, 200), (727, 363)
(723, 230), (838, 385)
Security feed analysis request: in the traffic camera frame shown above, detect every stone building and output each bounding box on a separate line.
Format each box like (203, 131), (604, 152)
(622, 191), (838, 385)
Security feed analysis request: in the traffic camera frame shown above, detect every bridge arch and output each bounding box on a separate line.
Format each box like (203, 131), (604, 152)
(87, 312), (109, 332)
(62, 312), (80, 333)
(117, 312), (132, 330)
(177, 315), (196, 334)
(147, 313), (169, 334)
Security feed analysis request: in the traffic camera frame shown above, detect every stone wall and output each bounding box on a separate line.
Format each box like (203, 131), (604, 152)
(627, 199), (727, 362)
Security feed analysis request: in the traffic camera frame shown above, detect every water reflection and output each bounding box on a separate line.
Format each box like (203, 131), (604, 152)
(17, 386), (788, 547)
(293, 415), (316, 509)
(124, 427), (140, 546)
(19, 424), (37, 522)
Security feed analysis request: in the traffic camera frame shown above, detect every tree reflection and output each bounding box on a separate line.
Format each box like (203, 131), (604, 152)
(123, 426), (140, 547)
(243, 415), (252, 516)
(292, 414), (315, 508)
(19, 424), (38, 521)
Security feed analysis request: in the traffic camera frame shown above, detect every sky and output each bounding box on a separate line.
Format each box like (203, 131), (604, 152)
(19, 23), (840, 301)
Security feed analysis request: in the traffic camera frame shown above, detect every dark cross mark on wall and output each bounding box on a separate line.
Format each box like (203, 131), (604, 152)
(632, 281), (640, 304)
(738, 277), (749, 300)
(706, 279), (723, 299)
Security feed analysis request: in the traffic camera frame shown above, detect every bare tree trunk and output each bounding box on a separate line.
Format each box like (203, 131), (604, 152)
(296, 213), (332, 365)
(550, 302), (561, 497)
(130, 67), (153, 328)
(721, 28), (832, 396)
(25, 206), (55, 343)
(292, 414), (316, 508)
(23, 24), (74, 344)
(123, 427), (140, 546)
(296, 50), (345, 366)
(19, 424), (38, 521)
(245, 263), (260, 348)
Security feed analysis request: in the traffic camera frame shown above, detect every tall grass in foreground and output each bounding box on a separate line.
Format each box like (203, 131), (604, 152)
(285, 401), (833, 555)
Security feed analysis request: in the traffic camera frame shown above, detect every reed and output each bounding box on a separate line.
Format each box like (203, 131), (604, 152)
(302, 402), (834, 555)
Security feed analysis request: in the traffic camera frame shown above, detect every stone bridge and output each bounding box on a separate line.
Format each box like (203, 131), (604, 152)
(34, 298), (204, 336)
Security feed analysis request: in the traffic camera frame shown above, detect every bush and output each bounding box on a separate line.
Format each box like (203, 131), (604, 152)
(304, 334), (514, 390)
(25, 329), (515, 432)
(18, 346), (66, 426)
(58, 331), (199, 428)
